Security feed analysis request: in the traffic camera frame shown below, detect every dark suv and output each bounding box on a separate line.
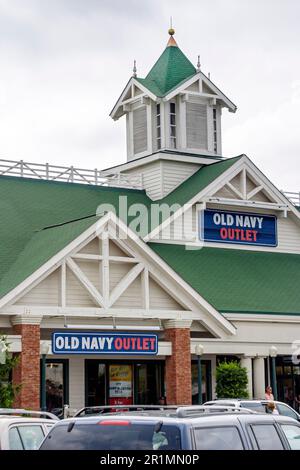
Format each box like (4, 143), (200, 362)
(39, 406), (300, 450)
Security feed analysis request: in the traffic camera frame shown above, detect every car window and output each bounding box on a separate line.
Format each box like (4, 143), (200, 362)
(251, 424), (284, 450)
(276, 403), (299, 420)
(40, 422), (182, 450)
(281, 425), (300, 450)
(194, 426), (244, 450)
(240, 402), (266, 413)
(207, 402), (236, 407)
(17, 425), (45, 450)
(9, 427), (23, 450)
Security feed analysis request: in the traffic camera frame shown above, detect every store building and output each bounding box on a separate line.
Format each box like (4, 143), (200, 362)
(1, 29), (300, 412)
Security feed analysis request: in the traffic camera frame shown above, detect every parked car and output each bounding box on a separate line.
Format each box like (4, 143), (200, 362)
(0, 409), (58, 450)
(204, 399), (300, 421)
(39, 405), (300, 450)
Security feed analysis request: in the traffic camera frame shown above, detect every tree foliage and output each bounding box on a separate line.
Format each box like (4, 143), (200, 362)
(0, 335), (20, 407)
(216, 360), (249, 399)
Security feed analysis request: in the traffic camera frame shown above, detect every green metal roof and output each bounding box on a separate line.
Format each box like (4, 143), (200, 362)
(136, 42), (196, 97)
(0, 155), (244, 301)
(0, 176), (151, 299)
(149, 243), (300, 315)
(0, 216), (100, 299)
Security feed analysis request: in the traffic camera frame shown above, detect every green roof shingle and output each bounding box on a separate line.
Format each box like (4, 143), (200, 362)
(136, 43), (196, 97)
(149, 243), (300, 315)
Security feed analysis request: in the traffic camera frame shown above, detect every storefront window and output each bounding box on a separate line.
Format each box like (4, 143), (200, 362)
(45, 361), (68, 412)
(276, 357), (300, 411)
(86, 361), (164, 406)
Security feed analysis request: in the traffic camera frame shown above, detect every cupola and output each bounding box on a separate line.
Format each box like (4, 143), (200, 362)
(110, 29), (237, 162)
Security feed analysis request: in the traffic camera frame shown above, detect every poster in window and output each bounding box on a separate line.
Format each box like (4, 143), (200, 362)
(109, 364), (133, 406)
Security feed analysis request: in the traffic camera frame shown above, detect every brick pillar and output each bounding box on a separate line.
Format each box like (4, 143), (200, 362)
(11, 316), (42, 409)
(164, 320), (192, 405)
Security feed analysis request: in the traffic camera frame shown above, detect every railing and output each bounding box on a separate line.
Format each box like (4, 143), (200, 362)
(0, 158), (143, 190)
(283, 191), (300, 207)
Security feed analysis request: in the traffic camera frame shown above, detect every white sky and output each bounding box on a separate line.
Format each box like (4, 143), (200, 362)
(0, 0), (299, 191)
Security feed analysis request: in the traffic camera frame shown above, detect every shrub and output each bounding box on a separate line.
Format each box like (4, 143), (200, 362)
(216, 360), (249, 399)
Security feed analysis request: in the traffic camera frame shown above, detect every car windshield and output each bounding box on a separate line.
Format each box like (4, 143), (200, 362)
(40, 421), (182, 450)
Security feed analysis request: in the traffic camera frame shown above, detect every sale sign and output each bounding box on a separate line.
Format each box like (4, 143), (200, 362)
(199, 209), (277, 247)
(109, 365), (133, 405)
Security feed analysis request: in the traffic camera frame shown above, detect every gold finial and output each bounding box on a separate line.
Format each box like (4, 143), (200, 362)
(168, 16), (175, 36)
(167, 17), (177, 46)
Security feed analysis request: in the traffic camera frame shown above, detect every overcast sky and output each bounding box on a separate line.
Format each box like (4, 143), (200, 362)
(0, 0), (299, 191)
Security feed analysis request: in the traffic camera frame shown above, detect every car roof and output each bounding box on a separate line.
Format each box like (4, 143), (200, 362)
(0, 416), (55, 425)
(205, 399), (263, 404)
(55, 411), (298, 427)
(205, 399), (297, 406)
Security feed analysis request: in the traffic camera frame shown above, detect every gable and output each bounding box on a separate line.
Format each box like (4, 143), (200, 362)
(11, 224), (187, 312)
(1, 213), (235, 337)
(212, 169), (274, 204)
(202, 82), (217, 95)
(148, 156), (300, 253)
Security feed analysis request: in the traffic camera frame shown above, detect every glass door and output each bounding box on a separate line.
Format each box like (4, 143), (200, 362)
(86, 362), (106, 406)
(135, 363), (162, 404)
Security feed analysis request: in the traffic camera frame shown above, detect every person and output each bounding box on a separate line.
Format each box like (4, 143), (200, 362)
(265, 386), (274, 401)
(267, 401), (279, 414)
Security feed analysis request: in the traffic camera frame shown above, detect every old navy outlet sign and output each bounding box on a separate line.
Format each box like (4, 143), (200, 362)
(200, 209), (277, 247)
(52, 332), (158, 355)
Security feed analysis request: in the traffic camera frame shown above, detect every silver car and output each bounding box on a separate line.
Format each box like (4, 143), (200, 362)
(204, 399), (300, 421)
(0, 409), (58, 450)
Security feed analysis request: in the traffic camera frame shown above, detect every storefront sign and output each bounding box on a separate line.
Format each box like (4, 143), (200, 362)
(199, 209), (277, 246)
(52, 332), (158, 355)
(109, 364), (133, 405)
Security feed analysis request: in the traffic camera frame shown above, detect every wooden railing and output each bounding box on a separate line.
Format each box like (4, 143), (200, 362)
(282, 191), (300, 206)
(0, 158), (143, 190)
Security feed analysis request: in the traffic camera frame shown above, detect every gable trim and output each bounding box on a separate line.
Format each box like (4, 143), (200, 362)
(110, 78), (157, 121)
(164, 72), (237, 111)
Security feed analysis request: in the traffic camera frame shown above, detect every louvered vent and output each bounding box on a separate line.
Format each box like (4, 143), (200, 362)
(186, 103), (208, 149)
(133, 106), (147, 154)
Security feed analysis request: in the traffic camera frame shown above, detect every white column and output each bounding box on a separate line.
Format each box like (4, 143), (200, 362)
(210, 356), (217, 399)
(68, 357), (85, 413)
(240, 356), (253, 399)
(253, 357), (266, 399)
